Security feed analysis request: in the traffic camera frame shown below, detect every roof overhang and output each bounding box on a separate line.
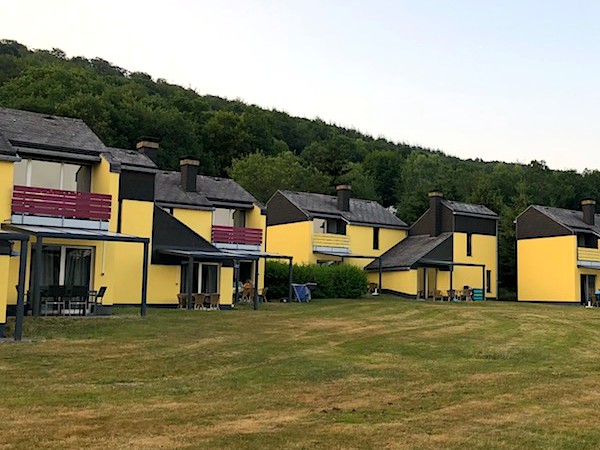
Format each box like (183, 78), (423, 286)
(2, 224), (149, 243)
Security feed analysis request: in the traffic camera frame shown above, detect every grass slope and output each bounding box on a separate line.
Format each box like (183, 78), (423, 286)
(2, 298), (600, 449)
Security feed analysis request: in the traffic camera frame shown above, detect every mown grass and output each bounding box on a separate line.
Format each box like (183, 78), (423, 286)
(2, 298), (600, 449)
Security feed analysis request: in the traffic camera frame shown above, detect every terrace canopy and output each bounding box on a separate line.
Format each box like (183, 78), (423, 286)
(2, 224), (150, 318)
(158, 248), (294, 310)
(0, 231), (29, 341)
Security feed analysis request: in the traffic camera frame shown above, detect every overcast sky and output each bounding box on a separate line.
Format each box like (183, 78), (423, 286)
(1, 0), (598, 171)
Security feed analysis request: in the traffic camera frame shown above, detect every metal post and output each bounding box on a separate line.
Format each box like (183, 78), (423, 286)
(140, 241), (149, 317)
(14, 238), (29, 341)
(234, 259), (240, 304)
(253, 258), (259, 310)
(33, 237), (43, 316)
(378, 257), (382, 293)
(187, 256), (194, 310)
(449, 265), (454, 300)
(482, 266), (486, 301)
(424, 267), (428, 300)
(288, 258), (293, 303)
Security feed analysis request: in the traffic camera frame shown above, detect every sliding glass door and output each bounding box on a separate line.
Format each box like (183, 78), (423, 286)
(31, 245), (94, 289)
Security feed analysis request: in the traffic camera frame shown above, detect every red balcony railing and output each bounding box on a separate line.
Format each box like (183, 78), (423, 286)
(12, 185), (111, 221)
(212, 225), (262, 246)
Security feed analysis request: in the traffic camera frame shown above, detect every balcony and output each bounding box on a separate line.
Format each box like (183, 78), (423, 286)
(578, 247), (600, 269)
(11, 185), (111, 231)
(211, 225), (263, 250)
(313, 233), (350, 254)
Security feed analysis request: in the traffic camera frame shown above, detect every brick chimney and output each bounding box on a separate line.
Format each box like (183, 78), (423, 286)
(429, 191), (443, 236)
(180, 157), (200, 192)
(582, 198), (596, 226)
(136, 138), (159, 165)
(336, 185), (351, 212)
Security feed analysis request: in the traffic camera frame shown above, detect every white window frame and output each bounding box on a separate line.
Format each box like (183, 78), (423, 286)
(17, 158), (84, 191)
(44, 244), (95, 288)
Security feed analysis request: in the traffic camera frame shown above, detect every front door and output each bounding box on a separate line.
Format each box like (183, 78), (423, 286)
(580, 274), (596, 305)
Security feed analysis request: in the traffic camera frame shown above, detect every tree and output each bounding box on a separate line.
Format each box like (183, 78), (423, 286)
(229, 151), (331, 203)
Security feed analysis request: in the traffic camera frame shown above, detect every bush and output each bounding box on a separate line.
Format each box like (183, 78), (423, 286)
(265, 261), (368, 300)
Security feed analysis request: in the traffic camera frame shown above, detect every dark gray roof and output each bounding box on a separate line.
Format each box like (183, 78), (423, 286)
(104, 147), (157, 172)
(529, 205), (600, 234)
(0, 130), (15, 159)
(365, 233), (452, 270)
(442, 200), (497, 218)
(155, 171), (259, 209)
(196, 174), (257, 206)
(0, 107), (105, 156)
(279, 190), (407, 228)
(155, 172), (213, 209)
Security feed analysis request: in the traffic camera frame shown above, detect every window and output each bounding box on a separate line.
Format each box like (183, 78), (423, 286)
(577, 233), (598, 249)
(466, 233), (472, 257)
(213, 208), (246, 227)
(373, 227), (380, 250)
(30, 245), (94, 289)
(486, 270), (492, 293)
(13, 158), (90, 192)
(201, 264), (219, 294)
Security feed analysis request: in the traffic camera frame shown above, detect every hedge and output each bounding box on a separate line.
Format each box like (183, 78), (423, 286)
(265, 261), (368, 299)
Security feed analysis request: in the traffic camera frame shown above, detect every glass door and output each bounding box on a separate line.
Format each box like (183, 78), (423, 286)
(30, 245), (61, 290)
(64, 248), (93, 289)
(200, 264), (219, 294)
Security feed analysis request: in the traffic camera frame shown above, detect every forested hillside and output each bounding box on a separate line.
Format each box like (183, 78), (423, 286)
(2, 39), (599, 297)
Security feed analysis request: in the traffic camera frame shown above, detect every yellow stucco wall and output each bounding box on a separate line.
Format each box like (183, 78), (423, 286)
(368, 269), (419, 296)
(346, 225), (406, 268)
(266, 221), (314, 264)
(110, 200), (153, 304)
(91, 157), (120, 232)
(220, 266), (234, 306)
(0, 254), (10, 324)
(0, 160), (14, 222)
(518, 235), (578, 302)
(173, 208), (213, 241)
(453, 233), (498, 298)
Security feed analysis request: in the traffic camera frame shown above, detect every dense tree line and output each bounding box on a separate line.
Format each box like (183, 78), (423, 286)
(2, 39), (600, 298)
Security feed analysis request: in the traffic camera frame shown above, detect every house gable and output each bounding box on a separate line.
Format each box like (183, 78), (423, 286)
(516, 207), (572, 240)
(266, 191), (309, 226)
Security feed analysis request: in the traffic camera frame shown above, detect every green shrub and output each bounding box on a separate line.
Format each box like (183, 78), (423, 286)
(265, 261), (368, 300)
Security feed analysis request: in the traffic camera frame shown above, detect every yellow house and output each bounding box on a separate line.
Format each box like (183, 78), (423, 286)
(266, 186), (408, 276)
(0, 107), (268, 336)
(365, 192), (498, 299)
(152, 159), (268, 309)
(516, 200), (600, 304)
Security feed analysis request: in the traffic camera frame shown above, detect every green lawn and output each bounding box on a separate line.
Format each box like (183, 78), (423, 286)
(2, 298), (600, 449)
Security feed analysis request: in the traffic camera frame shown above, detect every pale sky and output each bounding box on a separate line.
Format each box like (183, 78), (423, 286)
(1, 0), (598, 171)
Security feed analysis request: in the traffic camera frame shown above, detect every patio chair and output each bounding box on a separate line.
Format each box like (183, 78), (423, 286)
(258, 287), (269, 303)
(67, 286), (89, 316)
(241, 288), (253, 303)
(433, 290), (444, 301)
(192, 293), (210, 310)
(209, 293), (220, 310)
(177, 293), (188, 309)
(43, 285), (66, 316)
(88, 286), (107, 314)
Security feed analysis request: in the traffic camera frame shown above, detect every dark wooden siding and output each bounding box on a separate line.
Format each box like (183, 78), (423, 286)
(410, 205), (454, 236)
(455, 216), (497, 236)
(266, 191), (308, 226)
(119, 170), (155, 202)
(516, 207), (572, 239)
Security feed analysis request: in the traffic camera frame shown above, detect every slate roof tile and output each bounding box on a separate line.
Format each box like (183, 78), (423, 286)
(279, 190), (407, 228)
